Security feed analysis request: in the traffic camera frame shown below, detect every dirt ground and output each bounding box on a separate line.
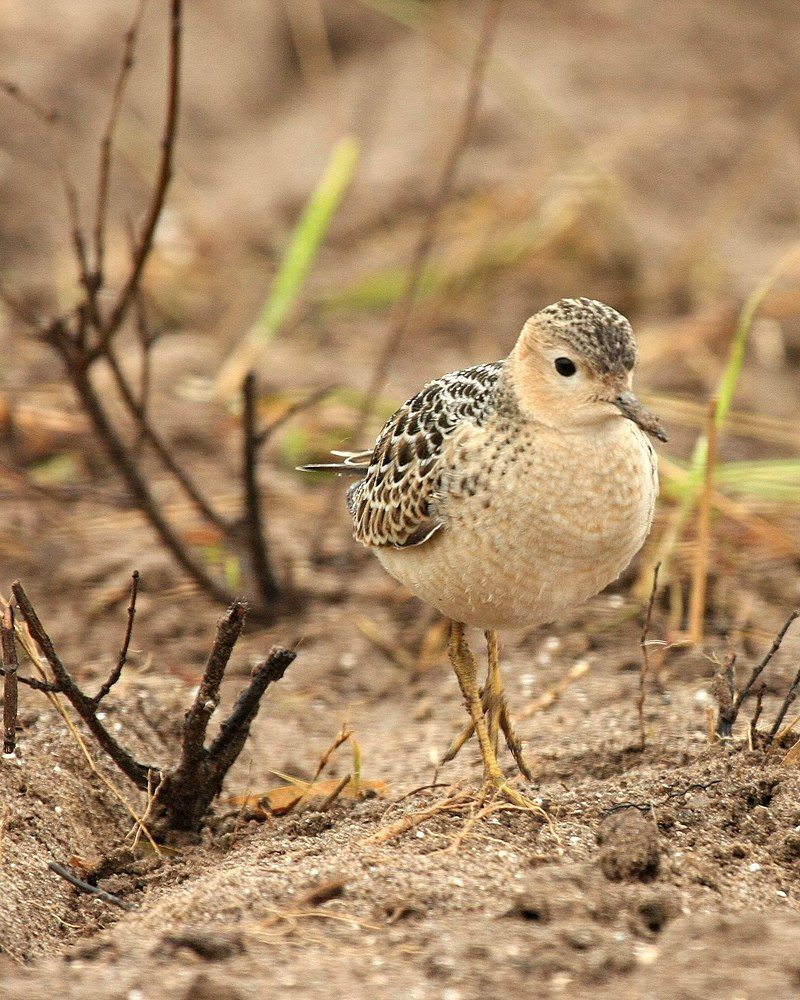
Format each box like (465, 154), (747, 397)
(2, 2), (800, 998)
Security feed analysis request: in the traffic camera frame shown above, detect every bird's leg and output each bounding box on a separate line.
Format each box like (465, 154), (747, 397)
(447, 621), (534, 809)
(440, 630), (533, 782)
(485, 629), (533, 782)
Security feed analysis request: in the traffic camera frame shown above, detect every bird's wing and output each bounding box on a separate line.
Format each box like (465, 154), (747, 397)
(347, 361), (505, 548)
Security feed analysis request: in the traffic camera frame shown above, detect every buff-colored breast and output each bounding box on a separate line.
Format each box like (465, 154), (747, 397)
(375, 416), (657, 629)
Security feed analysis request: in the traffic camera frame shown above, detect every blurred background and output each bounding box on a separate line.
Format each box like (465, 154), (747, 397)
(2, 2), (800, 991)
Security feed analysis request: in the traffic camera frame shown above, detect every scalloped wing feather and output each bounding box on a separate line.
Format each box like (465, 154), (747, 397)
(347, 362), (504, 548)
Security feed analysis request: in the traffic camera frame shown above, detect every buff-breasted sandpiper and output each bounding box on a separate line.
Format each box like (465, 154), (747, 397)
(305, 298), (667, 807)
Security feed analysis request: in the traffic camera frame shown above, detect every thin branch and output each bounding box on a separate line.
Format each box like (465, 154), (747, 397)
(637, 562), (660, 750)
(766, 664), (800, 749)
(49, 335), (234, 606)
(11, 581), (156, 789)
(241, 373), (281, 609)
(99, 343), (229, 531)
(105, 0), (182, 338)
(2, 605), (19, 755)
(254, 384), (336, 449)
(93, 0), (149, 285)
(93, 570), (140, 705)
(733, 609), (799, 714)
(179, 602), (248, 766)
(48, 861), (136, 911)
(0, 668), (61, 694)
(208, 646), (296, 773)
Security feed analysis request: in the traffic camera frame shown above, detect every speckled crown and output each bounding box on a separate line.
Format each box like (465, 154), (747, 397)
(536, 298), (637, 375)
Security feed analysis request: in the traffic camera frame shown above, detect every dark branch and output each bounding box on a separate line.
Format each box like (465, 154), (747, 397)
(179, 602), (248, 765)
(48, 861), (136, 911)
(208, 646), (296, 775)
(11, 581), (156, 788)
(2, 605), (19, 755)
(733, 609), (799, 714)
(93, 0), (148, 286)
(765, 664), (800, 749)
(49, 336), (234, 607)
(254, 384), (336, 449)
(241, 373), (281, 610)
(93, 570), (140, 705)
(104, 0), (182, 338)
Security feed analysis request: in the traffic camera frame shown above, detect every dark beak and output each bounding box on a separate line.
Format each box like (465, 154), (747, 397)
(613, 391), (668, 443)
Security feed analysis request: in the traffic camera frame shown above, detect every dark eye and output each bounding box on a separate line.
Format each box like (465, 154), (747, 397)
(554, 357), (577, 377)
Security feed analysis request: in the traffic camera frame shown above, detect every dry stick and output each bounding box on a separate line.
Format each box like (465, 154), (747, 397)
(318, 774), (351, 812)
(748, 683), (766, 750)
(103, 0), (182, 341)
(254, 385), (336, 449)
(99, 344), (229, 531)
(732, 609), (800, 719)
(713, 652), (737, 739)
(1, 605), (19, 755)
(637, 562), (661, 750)
(48, 861), (136, 912)
(94, 570), (140, 704)
(207, 646), (296, 776)
(50, 336), (234, 607)
(93, 0), (149, 285)
(766, 662), (800, 750)
(180, 602), (248, 765)
(312, 0), (504, 556)
(241, 373), (282, 609)
(11, 581), (157, 789)
(687, 399), (718, 646)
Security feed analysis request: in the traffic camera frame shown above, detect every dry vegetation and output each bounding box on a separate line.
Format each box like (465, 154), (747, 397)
(2, 2), (800, 997)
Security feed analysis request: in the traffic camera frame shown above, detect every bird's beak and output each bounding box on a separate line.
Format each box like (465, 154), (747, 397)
(613, 391), (668, 442)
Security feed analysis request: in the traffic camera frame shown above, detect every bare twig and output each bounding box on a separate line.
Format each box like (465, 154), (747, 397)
(766, 664), (800, 749)
(637, 562), (660, 749)
(49, 338), (234, 606)
(254, 384), (336, 449)
(733, 609), (799, 715)
(94, 0), (149, 285)
(94, 570), (140, 704)
(180, 602), (247, 764)
(104, 0), (182, 339)
(240, 373), (281, 610)
(317, 774), (350, 812)
(9, 581), (297, 833)
(12, 580), (157, 788)
(748, 683), (766, 750)
(1, 605), (19, 755)
(714, 609), (799, 739)
(713, 652), (737, 739)
(48, 861), (136, 911)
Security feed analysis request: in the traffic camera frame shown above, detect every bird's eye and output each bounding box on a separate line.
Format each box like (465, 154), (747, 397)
(554, 357), (577, 377)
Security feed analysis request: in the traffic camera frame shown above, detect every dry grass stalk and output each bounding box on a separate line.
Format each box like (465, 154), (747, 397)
(687, 399), (718, 646)
(518, 659), (591, 719)
(637, 562), (661, 750)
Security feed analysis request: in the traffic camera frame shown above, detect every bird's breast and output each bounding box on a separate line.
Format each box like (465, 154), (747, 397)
(375, 419), (658, 629)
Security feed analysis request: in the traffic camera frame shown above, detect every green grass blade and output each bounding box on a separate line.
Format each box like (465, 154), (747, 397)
(215, 136), (360, 399)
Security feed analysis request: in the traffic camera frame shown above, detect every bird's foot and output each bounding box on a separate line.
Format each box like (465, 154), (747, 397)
(483, 774), (542, 813)
(440, 688), (533, 780)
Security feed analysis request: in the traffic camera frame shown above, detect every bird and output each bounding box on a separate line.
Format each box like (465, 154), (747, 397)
(303, 298), (666, 807)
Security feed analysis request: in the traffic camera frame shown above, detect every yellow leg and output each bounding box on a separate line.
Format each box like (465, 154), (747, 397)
(485, 629), (533, 782)
(441, 628), (532, 782)
(447, 621), (534, 809)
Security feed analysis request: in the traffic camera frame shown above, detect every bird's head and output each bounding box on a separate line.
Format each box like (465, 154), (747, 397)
(508, 297), (667, 442)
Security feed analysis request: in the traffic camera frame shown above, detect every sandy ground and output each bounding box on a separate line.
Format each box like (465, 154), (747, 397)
(2, 2), (800, 997)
